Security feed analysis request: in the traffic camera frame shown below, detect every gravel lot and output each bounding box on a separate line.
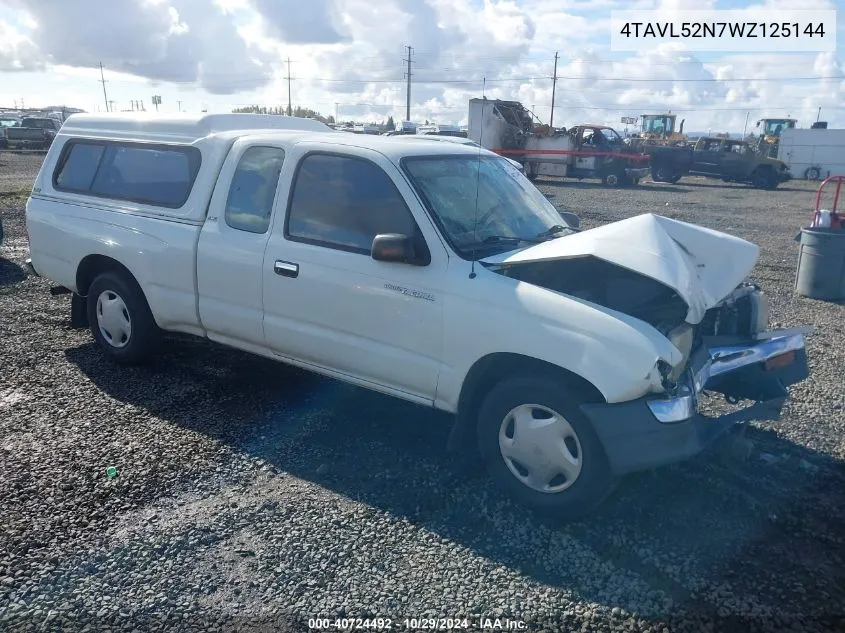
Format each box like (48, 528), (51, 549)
(1, 150), (844, 632)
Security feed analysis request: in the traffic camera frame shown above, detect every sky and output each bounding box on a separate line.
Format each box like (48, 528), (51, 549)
(0, 0), (843, 132)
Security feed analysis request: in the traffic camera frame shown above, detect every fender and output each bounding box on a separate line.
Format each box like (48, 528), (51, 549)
(27, 199), (202, 332)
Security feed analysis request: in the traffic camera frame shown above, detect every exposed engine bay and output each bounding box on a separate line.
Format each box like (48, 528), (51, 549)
(492, 258), (771, 391)
(493, 255), (689, 334)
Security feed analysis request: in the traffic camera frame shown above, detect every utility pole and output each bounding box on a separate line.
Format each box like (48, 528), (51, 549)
(177, 100), (182, 112)
(99, 62), (109, 112)
(108, 100), (115, 113)
(549, 51), (558, 128)
(817, 106), (822, 122)
(404, 45), (412, 122)
(285, 58), (293, 116)
(743, 111), (750, 138)
(335, 102), (339, 123)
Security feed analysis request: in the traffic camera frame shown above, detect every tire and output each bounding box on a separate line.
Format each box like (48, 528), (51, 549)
(669, 175), (682, 184)
(87, 270), (161, 364)
(651, 164), (675, 183)
(805, 167), (821, 181)
(602, 170), (626, 187)
(752, 168), (778, 190)
(476, 375), (615, 518)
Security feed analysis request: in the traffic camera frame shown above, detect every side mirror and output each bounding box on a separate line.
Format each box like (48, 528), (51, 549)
(371, 233), (417, 264)
(560, 211), (580, 229)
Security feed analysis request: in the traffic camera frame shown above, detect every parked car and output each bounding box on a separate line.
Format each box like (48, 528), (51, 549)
(468, 99), (650, 186)
(0, 115), (21, 149)
(25, 113), (809, 517)
(5, 116), (62, 149)
(648, 136), (791, 189)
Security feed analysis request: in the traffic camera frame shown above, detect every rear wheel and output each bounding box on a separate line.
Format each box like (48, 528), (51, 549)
(476, 375), (615, 518)
(87, 271), (161, 364)
(602, 170), (627, 187)
(652, 164), (677, 183)
(752, 168), (778, 190)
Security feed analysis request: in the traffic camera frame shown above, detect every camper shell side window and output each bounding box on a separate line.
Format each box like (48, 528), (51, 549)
(52, 139), (202, 209)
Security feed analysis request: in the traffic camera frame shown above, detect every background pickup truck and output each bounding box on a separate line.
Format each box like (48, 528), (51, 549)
(648, 136), (791, 190)
(4, 117), (62, 149)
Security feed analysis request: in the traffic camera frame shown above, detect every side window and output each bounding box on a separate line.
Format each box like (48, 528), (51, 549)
(287, 154), (415, 253)
(54, 140), (201, 208)
(224, 146), (286, 234)
(54, 142), (105, 191)
(91, 145), (196, 207)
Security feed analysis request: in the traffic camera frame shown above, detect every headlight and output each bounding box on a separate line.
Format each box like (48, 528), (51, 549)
(748, 290), (769, 335)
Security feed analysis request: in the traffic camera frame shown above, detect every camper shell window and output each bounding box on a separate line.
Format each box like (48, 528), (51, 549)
(53, 139), (202, 209)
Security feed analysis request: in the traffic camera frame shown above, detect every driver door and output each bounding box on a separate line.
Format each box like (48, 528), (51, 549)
(261, 147), (447, 402)
(720, 142), (747, 179)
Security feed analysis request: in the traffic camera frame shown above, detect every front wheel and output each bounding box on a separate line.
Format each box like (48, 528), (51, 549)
(476, 375), (615, 518)
(87, 271), (161, 364)
(752, 168), (778, 190)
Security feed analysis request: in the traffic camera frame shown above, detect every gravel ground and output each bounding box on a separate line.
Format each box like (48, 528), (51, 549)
(1, 151), (844, 633)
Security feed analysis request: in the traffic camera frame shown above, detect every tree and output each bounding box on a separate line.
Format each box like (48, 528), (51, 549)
(231, 104), (333, 124)
(386, 115), (395, 131)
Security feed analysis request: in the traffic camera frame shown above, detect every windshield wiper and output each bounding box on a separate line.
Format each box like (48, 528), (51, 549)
(481, 235), (544, 245)
(534, 224), (574, 239)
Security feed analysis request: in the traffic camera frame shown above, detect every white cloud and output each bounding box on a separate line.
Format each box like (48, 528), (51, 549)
(0, 0), (842, 131)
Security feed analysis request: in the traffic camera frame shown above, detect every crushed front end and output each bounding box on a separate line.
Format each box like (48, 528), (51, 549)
(580, 284), (809, 474)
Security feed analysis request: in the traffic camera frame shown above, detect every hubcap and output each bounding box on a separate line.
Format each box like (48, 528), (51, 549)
(96, 290), (132, 348)
(606, 174), (619, 186)
(498, 404), (583, 494)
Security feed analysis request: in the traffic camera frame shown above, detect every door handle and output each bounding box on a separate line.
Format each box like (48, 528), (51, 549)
(274, 260), (299, 278)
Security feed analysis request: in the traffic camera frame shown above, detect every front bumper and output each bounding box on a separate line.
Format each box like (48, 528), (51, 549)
(25, 258), (39, 276)
(581, 328), (809, 475)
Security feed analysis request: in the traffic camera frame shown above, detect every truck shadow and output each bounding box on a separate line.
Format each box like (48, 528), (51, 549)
(0, 257), (27, 287)
(65, 337), (845, 625)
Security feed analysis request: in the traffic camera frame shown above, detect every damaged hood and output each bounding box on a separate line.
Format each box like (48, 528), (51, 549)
(482, 213), (759, 324)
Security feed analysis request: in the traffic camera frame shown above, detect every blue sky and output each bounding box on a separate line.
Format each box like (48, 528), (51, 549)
(1, 0), (843, 132)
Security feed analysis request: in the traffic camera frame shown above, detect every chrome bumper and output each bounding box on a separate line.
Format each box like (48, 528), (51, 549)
(646, 328), (808, 424)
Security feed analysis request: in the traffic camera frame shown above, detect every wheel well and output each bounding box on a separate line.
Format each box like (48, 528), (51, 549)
(447, 353), (605, 452)
(76, 255), (137, 297)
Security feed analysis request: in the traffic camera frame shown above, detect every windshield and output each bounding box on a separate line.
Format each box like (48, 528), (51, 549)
(642, 116), (671, 135)
(402, 155), (569, 258)
(21, 118), (53, 129)
(763, 120), (795, 136)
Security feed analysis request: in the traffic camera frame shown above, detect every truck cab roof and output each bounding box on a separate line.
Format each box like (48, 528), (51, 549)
(59, 112), (335, 144)
(55, 113), (493, 163)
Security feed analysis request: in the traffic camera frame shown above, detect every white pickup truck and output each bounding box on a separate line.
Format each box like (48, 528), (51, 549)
(25, 113), (809, 517)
